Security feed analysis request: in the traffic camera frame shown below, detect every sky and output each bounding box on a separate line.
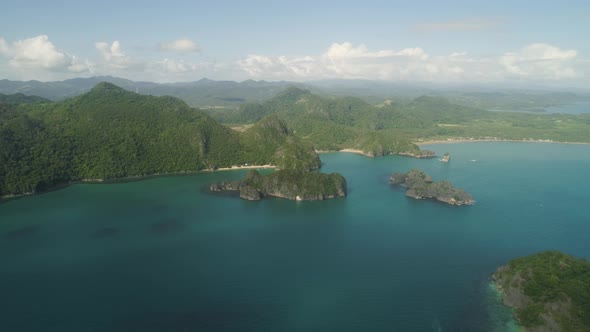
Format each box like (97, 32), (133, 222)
(0, 0), (588, 86)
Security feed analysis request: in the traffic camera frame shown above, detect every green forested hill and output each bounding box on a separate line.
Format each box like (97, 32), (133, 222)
(205, 87), (483, 156)
(0, 77), (302, 108)
(0, 83), (318, 197)
(239, 114), (321, 171)
(206, 87), (590, 151)
(0, 93), (50, 104)
(494, 251), (590, 331)
(4, 82), (589, 197)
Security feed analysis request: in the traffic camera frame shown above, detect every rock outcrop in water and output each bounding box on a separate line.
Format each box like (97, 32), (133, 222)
(397, 149), (437, 159)
(390, 169), (473, 206)
(493, 251), (590, 331)
(440, 152), (450, 163)
(210, 169), (347, 201)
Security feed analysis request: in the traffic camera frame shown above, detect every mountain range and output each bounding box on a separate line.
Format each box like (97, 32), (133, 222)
(1, 76), (589, 110)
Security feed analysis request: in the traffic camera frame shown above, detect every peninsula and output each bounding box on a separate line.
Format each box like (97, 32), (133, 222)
(0, 83), (320, 198)
(210, 169), (347, 201)
(493, 251), (590, 331)
(390, 169), (474, 206)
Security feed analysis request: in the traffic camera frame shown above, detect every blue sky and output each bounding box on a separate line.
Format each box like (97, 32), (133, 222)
(0, 0), (588, 85)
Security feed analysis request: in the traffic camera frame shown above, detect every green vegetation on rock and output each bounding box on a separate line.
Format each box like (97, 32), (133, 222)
(4, 80), (590, 199)
(0, 83), (319, 197)
(210, 169), (347, 201)
(493, 251), (590, 331)
(206, 86), (423, 156)
(205, 87), (590, 151)
(0, 93), (50, 104)
(239, 114), (320, 171)
(390, 169), (473, 206)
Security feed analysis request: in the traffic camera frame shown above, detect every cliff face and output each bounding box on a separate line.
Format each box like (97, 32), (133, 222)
(493, 251), (590, 332)
(210, 170), (347, 201)
(390, 169), (474, 206)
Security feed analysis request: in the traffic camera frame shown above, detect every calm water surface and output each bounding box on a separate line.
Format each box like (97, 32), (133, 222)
(1, 142), (589, 332)
(491, 101), (590, 114)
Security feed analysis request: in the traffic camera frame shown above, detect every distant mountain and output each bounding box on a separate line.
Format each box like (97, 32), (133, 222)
(0, 93), (50, 104)
(3, 76), (588, 111)
(309, 79), (590, 109)
(206, 86), (438, 156)
(204, 85), (590, 155)
(0, 76), (145, 101)
(0, 76), (303, 108)
(0, 82), (319, 197)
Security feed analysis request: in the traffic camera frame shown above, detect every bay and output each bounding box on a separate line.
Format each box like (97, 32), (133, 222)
(1, 142), (589, 332)
(490, 101), (590, 114)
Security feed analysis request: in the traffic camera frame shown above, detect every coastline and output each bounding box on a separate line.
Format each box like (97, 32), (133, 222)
(488, 280), (525, 332)
(4, 139), (589, 202)
(314, 149), (367, 156)
(1, 165), (277, 202)
(315, 148), (372, 157)
(203, 164), (276, 172)
(415, 138), (590, 146)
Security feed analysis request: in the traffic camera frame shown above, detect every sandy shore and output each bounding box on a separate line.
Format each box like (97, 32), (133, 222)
(415, 138), (590, 146)
(204, 164), (276, 172)
(339, 148), (368, 155)
(315, 148), (369, 156)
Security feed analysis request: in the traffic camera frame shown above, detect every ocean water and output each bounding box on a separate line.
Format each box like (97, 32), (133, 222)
(1, 142), (589, 332)
(491, 101), (590, 114)
(544, 101), (590, 114)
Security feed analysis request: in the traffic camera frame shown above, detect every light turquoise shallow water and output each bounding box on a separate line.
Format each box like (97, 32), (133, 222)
(1, 142), (589, 332)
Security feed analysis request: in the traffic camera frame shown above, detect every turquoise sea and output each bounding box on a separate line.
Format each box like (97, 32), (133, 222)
(1, 142), (589, 332)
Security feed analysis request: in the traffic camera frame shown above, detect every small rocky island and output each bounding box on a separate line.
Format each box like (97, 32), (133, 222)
(398, 149), (437, 159)
(390, 169), (474, 206)
(210, 169), (347, 201)
(493, 251), (590, 331)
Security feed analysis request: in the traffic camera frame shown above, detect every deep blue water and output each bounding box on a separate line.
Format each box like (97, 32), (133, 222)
(1, 142), (589, 332)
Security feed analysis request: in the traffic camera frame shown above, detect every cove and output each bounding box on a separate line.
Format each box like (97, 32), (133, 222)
(1, 142), (589, 331)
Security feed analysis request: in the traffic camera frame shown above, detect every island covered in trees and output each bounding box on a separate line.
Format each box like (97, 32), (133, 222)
(390, 169), (474, 206)
(3, 80), (590, 200)
(210, 169), (347, 201)
(493, 251), (590, 331)
(0, 83), (322, 198)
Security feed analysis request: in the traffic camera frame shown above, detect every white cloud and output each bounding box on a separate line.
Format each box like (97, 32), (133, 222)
(239, 43), (460, 81)
(322, 42), (429, 60)
(238, 42), (582, 83)
(499, 43), (577, 79)
(239, 55), (318, 79)
(95, 40), (134, 68)
(159, 39), (199, 53)
(0, 38), (7, 54)
(449, 52), (467, 57)
(67, 56), (94, 73)
(157, 58), (202, 73)
(92, 40), (211, 81)
(0, 35), (583, 85)
(0, 35), (91, 73)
